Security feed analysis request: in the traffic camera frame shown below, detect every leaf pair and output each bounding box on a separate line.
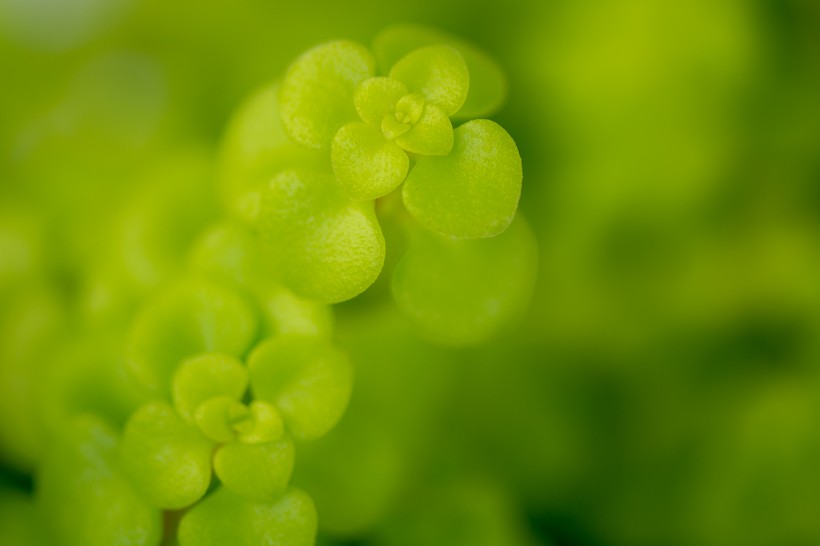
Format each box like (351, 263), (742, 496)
(37, 416), (316, 546)
(121, 330), (351, 509)
(120, 352), (294, 509)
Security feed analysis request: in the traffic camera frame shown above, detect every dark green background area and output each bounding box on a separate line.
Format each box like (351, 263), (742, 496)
(3, 1), (820, 545)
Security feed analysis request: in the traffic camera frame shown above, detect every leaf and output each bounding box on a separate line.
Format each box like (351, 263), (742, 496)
(255, 283), (335, 339)
(332, 122), (409, 200)
(353, 77), (408, 128)
(279, 41), (375, 148)
(178, 487), (316, 546)
(392, 215), (538, 345)
(218, 82), (322, 223)
(119, 402), (214, 510)
(259, 168), (385, 303)
(248, 335), (352, 442)
(374, 24), (508, 118)
(172, 353), (248, 422)
(395, 103), (453, 156)
(194, 396), (247, 443)
(389, 45), (469, 116)
(403, 119), (521, 239)
(213, 436), (295, 501)
(37, 416), (161, 546)
(125, 280), (258, 396)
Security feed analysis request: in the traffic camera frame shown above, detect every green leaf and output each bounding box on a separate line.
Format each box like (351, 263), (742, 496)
(218, 82), (322, 223)
(194, 395), (247, 443)
(119, 402), (214, 510)
(37, 416), (161, 546)
(172, 353), (248, 422)
(125, 280), (259, 396)
(392, 215), (538, 345)
(234, 400), (286, 444)
(187, 222), (260, 287)
(279, 41), (375, 148)
(248, 335), (353, 442)
(259, 168), (385, 303)
(403, 119), (521, 239)
(178, 487), (316, 546)
(395, 103), (453, 156)
(354, 77), (408, 128)
(389, 45), (469, 116)
(213, 436), (295, 501)
(373, 24), (508, 118)
(255, 283), (335, 339)
(332, 122), (409, 200)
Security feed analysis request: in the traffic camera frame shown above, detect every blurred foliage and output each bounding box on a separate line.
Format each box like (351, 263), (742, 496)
(3, 0), (820, 545)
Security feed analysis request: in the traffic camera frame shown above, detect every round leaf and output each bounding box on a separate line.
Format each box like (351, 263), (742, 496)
(119, 402), (214, 510)
(332, 122), (409, 200)
(218, 82), (322, 223)
(248, 335), (353, 442)
(392, 215), (538, 345)
(172, 353), (248, 422)
(403, 119), (521, 239)
(354, 77), (408, 128)
(389, 45), (469, 116)
(373, 24), (508, 118)
(125, 280), (258, 396)
(259, 168), (385, 303)
(178, 487), (317, 546)
(279, 41), (375, 148)
(395, 103), (453, 156)
(37, 416), (161, 546)
(213, 436), (295, 501)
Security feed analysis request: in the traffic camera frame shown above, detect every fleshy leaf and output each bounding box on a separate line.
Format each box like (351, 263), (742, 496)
(279, 41), (375, 148)
(235, 400), (286, 444)
(125, 280), (258, 396)
(354, 77), (408, 128)
(389, 45), (469, 116)
(392, 215), (538, 345)
(37, 416), (161, 546)
(332, 122), (409, 200)
(194, 396), (247, 443)
(119, 402), (214, 510)
(259, 168), (385, 303)
(218, 82), (322, 223)
(256, 283), (335, 339)
(403, 119), (521, 238)
(187, 222), (260, 287)
(248, 335), (352, 442)
(172, 353), (248, 422)
(178, 487), (316, 546)
(395, 103), (453, 156)
(373, 24), (507, 118)
(213, 436), (295, 501)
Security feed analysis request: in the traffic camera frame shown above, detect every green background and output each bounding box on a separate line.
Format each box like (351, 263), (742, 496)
(2, 1), (820, 545)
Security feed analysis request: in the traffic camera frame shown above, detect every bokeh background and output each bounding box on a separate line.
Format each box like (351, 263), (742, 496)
(3, 0), (820, 545)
